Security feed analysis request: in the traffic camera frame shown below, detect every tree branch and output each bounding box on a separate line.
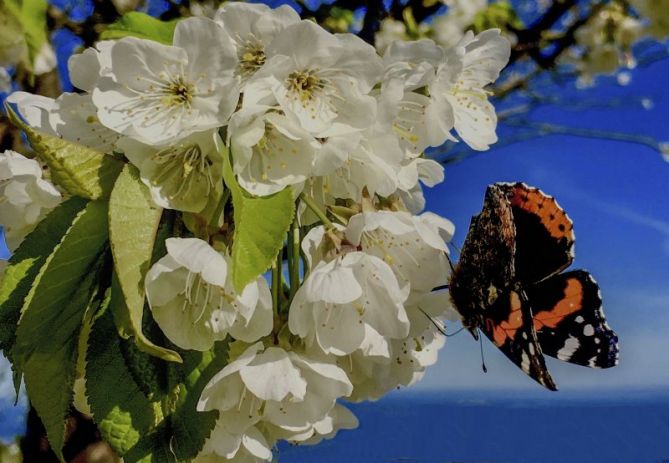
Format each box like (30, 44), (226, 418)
(359, 0), (385, 45)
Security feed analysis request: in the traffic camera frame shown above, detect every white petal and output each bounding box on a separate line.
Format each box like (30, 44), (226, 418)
(241, 426), (273, 461)
(198, 342), (265, 412)
(166, 238), (228, 287)
(173, 17), (237, 80)
(6, 91), (57, 135)
(240, 347), (307, 402)
(304, 260), (363, 305)
(314, 302), (366, 356)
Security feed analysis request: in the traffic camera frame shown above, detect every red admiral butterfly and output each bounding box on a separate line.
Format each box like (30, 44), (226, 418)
(448, 182), (619, 390)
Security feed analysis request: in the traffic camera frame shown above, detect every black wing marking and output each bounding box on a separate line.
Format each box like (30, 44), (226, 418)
(496, 182), (575, 285)
(527, 270), (619, 368)
(479, 290), (557, 391)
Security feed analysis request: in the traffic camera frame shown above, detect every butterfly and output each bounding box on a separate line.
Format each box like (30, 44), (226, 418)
(448, 182), (619, 390)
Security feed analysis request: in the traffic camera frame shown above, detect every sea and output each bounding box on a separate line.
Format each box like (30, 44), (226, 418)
(1, 389), (668, 463)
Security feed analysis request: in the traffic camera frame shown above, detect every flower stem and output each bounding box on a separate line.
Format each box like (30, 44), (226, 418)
(272, 252), (282, 316)
(299, 193), (334, 229)
(206, 188), (231, 229)
(287, 221), (301, 301)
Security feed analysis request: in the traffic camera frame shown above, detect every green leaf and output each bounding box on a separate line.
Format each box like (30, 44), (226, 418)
(125, 422), (177, 463)
(123, 342), (229, 462)
(88, 309), (229, 461)
(222, 147), (295, 292)
(120, 332), (170, 400)
(171, 342), (229, 460)
(5, 103), (124, 200)
(109, 164), (181, 363)
(87, 308), (160, 457)
(13, 200), (110, 461)
(0, 197), (87, 354)
(100, 12), (179, 44)
(3, 0), (48, 71)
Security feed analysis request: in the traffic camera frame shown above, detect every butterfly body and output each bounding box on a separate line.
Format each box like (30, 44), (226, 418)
(449, 182), (619, 390)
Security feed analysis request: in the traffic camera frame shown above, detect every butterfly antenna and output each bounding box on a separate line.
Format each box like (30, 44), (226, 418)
(445, 253), (456, 274)
(417, 306), (465, 337)
(417, 306), (447, 336)
(446, 325), (466, 337)
(479, 330), (488, 373)
(447, 241), (463, 257)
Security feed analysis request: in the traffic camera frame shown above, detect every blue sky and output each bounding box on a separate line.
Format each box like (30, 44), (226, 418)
(416, 56), (669, 392)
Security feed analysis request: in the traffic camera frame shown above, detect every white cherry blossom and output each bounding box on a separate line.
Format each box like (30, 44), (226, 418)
(92, 17), (240, 145)
(198, 342), (352, 442)
(244, 20), (382, 137)
(0, 150), (61, 251)
(145, 238), (272, 351)
(118, 130), (224, 212)
(54, 93), (120, 153)
(382, 39), (455, 155)
(228, 106), (318, 196)
(433, 0), (489, 48)
(342, 322), (447, 402)
(289, 248), (410, 356)
(214, 2), (300, 83)
(7, 91), (120, 153)
(198, 422), (273, 462)
(319, 130), (403, 201)
(432, 29), (511, 150)
(67, 41), (113, 92)
(345, 210), (454, 297)
(6, 91), (57, 135)
(267, 402), (358, 445)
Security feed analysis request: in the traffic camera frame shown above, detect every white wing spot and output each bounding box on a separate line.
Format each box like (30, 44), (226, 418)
(583, 324), (594, 336)
(521, 352), (530, 372)
(557, 336), (580, 360)
(575, 316), (584, 323)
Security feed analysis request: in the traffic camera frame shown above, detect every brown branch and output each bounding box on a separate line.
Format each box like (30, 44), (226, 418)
(509, 0), (578, 65)
(359, 0), (385, 45)
(534, 1), (607, 68)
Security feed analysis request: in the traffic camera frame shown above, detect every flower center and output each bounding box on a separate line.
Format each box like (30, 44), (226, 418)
(238, 39), (266, 79)
(151, 143), (215, 200)
(286, 69), (325, 104)
(163, 76), (194, 107)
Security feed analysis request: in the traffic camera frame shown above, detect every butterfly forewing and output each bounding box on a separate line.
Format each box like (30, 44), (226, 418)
(497, 183), (575, 285)
(527, 270), (619, 368)
(449, 185), (516, 325)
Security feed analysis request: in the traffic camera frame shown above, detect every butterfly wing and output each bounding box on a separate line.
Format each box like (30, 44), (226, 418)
(480, 289), (557, 390)
(449, 185), (516, 326)
(497, 182), (575, 285)
(528, 270), (619, 368)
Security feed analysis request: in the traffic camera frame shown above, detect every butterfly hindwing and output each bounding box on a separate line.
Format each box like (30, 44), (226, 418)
(527, 270), (619, 368)
(480, 290), (557, 390)
(497, 182), (575, 285)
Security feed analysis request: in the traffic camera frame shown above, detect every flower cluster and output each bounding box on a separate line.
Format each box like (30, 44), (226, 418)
(567, 2), (644, 86)
(2, 3), (510, 461)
